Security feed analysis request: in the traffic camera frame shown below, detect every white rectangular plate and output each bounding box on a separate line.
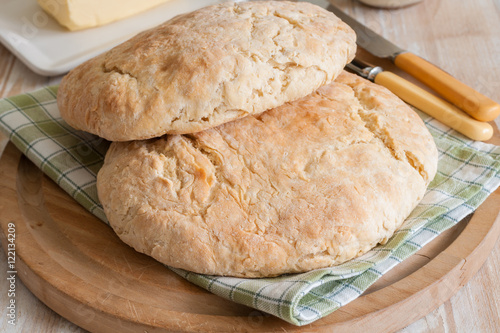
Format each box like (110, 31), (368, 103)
(0, 0), (228, 76)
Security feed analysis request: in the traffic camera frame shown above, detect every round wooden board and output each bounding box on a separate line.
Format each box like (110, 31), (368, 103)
(0, 142), (499, 333)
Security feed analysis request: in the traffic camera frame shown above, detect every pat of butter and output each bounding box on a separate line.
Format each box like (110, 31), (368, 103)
(37, 0), (171, 31)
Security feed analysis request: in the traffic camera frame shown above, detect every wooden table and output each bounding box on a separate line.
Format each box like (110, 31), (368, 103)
(1, 0), (499, 331)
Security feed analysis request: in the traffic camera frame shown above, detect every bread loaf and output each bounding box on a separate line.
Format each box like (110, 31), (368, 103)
(57, 1), (356, 141)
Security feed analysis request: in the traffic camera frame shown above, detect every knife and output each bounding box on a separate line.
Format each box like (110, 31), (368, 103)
(347, 59), (493, 141)
(328, 5), (500, 122)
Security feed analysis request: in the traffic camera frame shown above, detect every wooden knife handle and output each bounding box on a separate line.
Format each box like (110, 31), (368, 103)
(394, 52), (500, 122)
(374, 71), (494, 141)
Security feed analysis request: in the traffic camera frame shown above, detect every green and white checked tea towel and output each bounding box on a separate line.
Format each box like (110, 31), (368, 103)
(1, 86), (499, 326)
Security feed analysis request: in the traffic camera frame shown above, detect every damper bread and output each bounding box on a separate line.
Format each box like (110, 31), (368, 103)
(57, 1), (356, 141)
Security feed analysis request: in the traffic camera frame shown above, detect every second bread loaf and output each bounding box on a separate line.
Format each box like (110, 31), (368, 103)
(57, 1), (356, 141)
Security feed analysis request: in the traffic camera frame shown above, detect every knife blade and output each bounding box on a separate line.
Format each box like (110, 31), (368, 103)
(327, 4), (500, 123)
(347, 59), (493, 141)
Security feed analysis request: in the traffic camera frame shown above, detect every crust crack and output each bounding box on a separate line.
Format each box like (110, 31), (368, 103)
(183, 134), (223, 202)
(352, 88), (427, 182)
(405, 150), (429, 183)
(184, 135), (223, 168)
(102, 63), (138, 81)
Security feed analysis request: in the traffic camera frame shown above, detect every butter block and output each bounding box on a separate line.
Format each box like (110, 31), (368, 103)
(37, 0), (171, 31)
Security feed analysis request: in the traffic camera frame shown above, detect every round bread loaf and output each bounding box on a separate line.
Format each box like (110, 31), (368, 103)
(57, 1), (356, 141)
(97, 72), (438, 277)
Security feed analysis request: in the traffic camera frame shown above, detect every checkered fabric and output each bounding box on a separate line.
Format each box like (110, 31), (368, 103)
(1, 86), (499, 326)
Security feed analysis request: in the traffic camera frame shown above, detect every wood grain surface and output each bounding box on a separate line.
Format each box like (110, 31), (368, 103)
(1, 0), (499, 332)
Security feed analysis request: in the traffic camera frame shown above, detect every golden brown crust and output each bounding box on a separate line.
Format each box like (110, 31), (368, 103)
(57, 1), (356, 141)
(96, 72), (438, 277)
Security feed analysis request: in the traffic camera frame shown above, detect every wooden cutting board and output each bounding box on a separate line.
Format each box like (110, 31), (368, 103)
(0, 141), (499, 333)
